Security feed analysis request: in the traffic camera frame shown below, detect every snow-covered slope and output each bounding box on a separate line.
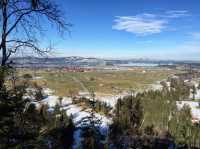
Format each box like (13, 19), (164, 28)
(41, 89), (112, 148)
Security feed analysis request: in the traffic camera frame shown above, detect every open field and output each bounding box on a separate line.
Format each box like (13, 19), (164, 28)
(18, 67), (182, 97)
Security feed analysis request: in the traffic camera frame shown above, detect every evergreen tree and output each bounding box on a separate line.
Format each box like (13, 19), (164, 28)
(0, 67), (75, 148)
(45, 108), (75, 149)
(109, 94), (143, 148)
(0, 67), (46, 148)
(80, 90), (105, 149)
(191, 85), (196, 100)
(169, 105), (193, 147)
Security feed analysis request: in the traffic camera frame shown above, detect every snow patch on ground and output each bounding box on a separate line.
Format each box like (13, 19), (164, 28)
(41, 88), (112, 148)
(43, 88), (54, 95)
(149, 80), (171, 91)
(33, 76), (43, 80)
(176, 101), (200, 121)
(189, 89), (200, 100)
(151, 84), (163, 91)
(97, 95), (121, 107)
(149, 81), (163, 91)
(73, 129), (82, 148)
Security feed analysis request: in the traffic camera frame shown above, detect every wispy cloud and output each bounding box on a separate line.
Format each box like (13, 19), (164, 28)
(112, 16), (167, 36)
(189, 32), (200, 39)
(165, 10), (189, 18)
(112, 10), (189, 36)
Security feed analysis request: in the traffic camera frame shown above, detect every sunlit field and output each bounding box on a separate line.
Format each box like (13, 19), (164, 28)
(19, 68), (181, 97)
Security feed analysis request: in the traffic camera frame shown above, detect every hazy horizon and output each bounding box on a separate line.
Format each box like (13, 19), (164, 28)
(5, 55), (200, 62)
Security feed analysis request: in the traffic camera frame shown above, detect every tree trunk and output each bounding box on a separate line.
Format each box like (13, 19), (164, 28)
(0, 0), (8, 88)
(1, 41), (7, 66)
(1, 0), (8, 66)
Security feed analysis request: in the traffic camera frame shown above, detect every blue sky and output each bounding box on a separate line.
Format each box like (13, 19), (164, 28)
(49, 0), (200, 60)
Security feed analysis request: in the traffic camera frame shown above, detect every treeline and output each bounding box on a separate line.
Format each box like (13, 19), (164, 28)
(107, 78), (200, 149)
(0, 67), (75, 148)
(72, 78), (200, 148)
(72, 97), (112, 116)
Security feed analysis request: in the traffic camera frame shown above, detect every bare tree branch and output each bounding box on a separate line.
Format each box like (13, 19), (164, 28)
(0, 0), (70, 66)
(6, 39), (51, 55)
(6, 8), (47, 36)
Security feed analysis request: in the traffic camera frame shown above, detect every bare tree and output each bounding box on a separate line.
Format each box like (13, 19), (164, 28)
(0, 0), (70, 66)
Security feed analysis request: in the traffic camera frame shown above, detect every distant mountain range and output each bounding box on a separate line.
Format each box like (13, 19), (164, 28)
(8, 56), (106, 68)
(1, 56), (200, 68)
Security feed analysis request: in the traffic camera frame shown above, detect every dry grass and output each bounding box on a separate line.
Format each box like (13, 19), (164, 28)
(17, 68), (181, 97)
